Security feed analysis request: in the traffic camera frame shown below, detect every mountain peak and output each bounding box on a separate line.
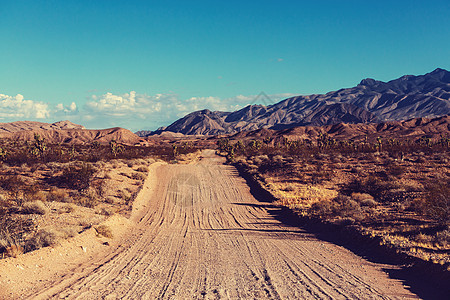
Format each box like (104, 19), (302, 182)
(427, 68), (450, 82)
(430, 67), (448, 74)
(359, 78), (381, 86)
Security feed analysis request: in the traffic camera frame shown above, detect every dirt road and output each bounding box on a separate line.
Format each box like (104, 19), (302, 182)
(7, 150), (418, 299)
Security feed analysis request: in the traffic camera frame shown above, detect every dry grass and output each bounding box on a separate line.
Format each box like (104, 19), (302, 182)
(233, 143), (450, 268)
(25, 227), (76, 251)
(95, 225), (113, 238)
(0, 151), (155, 258)
(23, 200), (48, 215)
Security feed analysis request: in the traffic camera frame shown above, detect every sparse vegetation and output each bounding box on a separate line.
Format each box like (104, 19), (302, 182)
(0, 137), (200, 259)
(224, 134), (450, 268)
(95, 225), (113, 238)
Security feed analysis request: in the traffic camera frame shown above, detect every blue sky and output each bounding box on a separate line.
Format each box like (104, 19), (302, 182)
(1, 0), (449, 131)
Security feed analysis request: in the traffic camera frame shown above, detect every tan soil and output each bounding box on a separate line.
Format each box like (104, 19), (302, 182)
(0, 150), (417, 299)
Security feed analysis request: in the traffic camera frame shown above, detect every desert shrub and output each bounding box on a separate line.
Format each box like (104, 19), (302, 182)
(346, 175), (393, 200)
(4, 244), (24, 258)
(351, 192), (374, 202)
(136, 166), (148, 173)
(59, 203), (76, 214)
(118, 190), (132, 203)
(23, 200), (48, 215)
(75, 196), (97, 208)
(433, 229), (450, 247)
(360, 198), (378, 207)
(32, 191), (48, 202)
(131, 172), (146, 181)
(57, 163), (96, 190)
(0, 230), (24, 258)
(95, 225), (113, 238)
(97, 207), (115, 216)
(422, 181), (450, 225)
(26, 229), (60, 250)
(309, 200), (335, 217)
(351, 193), (378, 207)
(47, 189), (69, 202)
(0, 215), (34, 256)
(309, 195), (363, 222)
(105, 196), (116, 204)
(25, 227), (76, 251)
(386, 163), (406, 177)
(414, 233), (433, 243)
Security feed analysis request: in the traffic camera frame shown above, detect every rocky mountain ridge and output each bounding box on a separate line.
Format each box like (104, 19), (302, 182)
(142, 68), (450, 136)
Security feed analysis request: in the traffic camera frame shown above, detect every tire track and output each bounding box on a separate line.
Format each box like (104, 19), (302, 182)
(22, 150), (418, 299)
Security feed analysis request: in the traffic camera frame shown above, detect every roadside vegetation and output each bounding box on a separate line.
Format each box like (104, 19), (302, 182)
(0, 135), (200, 258)
(218, 134), (450, 269)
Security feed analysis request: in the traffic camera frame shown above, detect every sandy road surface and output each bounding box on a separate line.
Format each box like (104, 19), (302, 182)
(6, 150), (418, 299)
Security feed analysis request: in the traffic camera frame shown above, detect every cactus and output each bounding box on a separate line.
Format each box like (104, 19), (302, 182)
(109, 140), (124, 157)
(30, 133), (47, 156)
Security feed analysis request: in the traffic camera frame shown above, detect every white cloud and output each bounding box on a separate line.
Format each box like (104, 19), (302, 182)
(0, 93), (50, 119)
(83, 91), (297, 130)
(0, 90), (297, 131)
(55, 102), (77, 114)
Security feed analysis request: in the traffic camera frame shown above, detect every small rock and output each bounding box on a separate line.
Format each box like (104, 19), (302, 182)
(81, 246), (87, 252)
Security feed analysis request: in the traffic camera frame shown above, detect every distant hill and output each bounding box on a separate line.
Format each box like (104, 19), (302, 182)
(0, 120), (85, 133)
(229, 115), (450, 143)
(0, 121), (143, 145)
(143, 68), (450, 136)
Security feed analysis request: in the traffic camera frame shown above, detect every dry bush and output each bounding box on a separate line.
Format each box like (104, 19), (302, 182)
(346, 175), (394, 200)
(57, 163), (96, 190)
(414, 233), (433, 244)
(433, 229), (450, 247)
(282, 184), (296, 192)
(26, 229), (59, 250)
(97, 207), (115, 216)
(47, 189), (69, 202)
(351, 193), (378, 207)
(95, 225), (113, 238)
(309, 194), (363, 223)
(75, 196), (97, 208)
(26, 227), (76, 251)
(5, 244), (24, 258)
(105, 196), (117, 204)
(131, 172), (146, 181)
(118, 190), (132, 203)
(0, 232), (24, 258)
(59, 203), (76, 214)
(136, 166), (148, 173)
(33, 191), (48, 202)
(423, 180), (450, 225)
(386, 163), (406, 177)
(23, 200), (48, 215)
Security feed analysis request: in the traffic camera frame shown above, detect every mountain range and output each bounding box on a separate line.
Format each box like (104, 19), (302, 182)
(140, 68), (450, 136)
